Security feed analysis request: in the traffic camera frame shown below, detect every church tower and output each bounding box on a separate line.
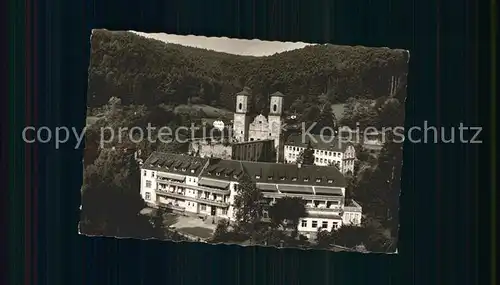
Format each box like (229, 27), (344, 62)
(233, 87), (251, 142)
(268, 91), (284, 161)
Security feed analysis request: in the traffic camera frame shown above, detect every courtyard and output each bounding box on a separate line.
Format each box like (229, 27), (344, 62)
(162, 212), (220, 240)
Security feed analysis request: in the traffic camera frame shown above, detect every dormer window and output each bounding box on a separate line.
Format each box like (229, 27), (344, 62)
(207, 172), (212, 175)
(255, 175), (261, 179)
(216, 172), (221, 176)
(327, 179), (333, 183)
(268, 176), (273, 180)
(291, 177), (297, 181)
(280, 176), (286, 181)
(191, 169), (195, 173)
(233, 175), (238, 179)
(304, 177), (309, 182)
(316, 178), (322, 183)
(181, 168), (187, 172)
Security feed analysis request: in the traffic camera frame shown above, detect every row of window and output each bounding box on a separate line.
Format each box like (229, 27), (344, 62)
(144, 167), (196, 175)
(301, 219), (339, 229)
(315, 157), (340, 165)
(285, 146), (343, 157)
(254, 174), (334, 184)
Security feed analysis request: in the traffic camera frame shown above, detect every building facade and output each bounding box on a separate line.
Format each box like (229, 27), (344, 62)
(232, 87), (284, 161)
(283, 134), (356, 174)
(140, 152), (362, 235)
(231, 140), (275, 162)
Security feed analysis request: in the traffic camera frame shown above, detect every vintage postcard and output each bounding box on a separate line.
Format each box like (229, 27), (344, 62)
(81, 29), (408, 253)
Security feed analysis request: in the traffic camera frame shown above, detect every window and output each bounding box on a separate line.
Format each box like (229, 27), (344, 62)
(191, 169), (195, 173)
(145, 192), (151, 200)
(301, 220), (307, 227)
(280, 176), (286, 180)
(322, 221), (328, 228)
(268, 176), (273, 180)
(143, 170), (147, 176)
(146, 180), (152, 188)
(273, 104), (277, 112)
(312, 221), (318, 228)
(255, 175), (261, 179)
(332, 222), (338, 229)
(181, 168), (186, 171)
(216, 172), (221, 176)
(238, 103), (242, 110)
(291, 177), (297, 181)
(316, 178), (321, 183)
(304, 177), (309, 182)
(151, 172), (155, 178)
(201, 204), (206, 211)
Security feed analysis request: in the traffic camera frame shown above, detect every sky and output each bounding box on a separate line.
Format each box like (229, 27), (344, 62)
(131, 31), (314, 57)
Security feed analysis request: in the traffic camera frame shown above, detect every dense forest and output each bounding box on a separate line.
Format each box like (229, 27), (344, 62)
(87, 29), (408, 114)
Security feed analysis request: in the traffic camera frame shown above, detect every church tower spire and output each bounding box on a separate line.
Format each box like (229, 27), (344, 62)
(233, 87), (251, 142)
(268, 91), (284, 162)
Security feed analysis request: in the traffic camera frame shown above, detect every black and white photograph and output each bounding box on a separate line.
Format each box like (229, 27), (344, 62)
(80, 29), (409, 253)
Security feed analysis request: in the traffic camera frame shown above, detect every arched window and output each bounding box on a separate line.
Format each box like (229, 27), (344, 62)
(273, 104), (277, 112)
(238, 103), (242, 110)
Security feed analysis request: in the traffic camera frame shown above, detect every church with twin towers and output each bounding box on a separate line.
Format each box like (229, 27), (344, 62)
(232, 87), (284, 156)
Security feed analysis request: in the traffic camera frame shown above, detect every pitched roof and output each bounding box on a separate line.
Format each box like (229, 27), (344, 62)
(142, 152), (208, 176)
(143, 152), (347, 190)
(201, 158), (245, 181)
(270, 91), (285, 97)
(236, 87), (252, 96)
(240, 161), (346, 188)
(284, 133), (352, 152)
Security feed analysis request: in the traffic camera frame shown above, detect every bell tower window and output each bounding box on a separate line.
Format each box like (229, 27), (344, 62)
(273, 104), (277, 112)
(239, 103), (242, 110)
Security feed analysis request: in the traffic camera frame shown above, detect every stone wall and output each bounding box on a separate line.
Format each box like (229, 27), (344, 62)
(189, 141), (232, 159)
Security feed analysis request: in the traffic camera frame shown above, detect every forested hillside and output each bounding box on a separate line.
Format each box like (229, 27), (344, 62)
(87, 29), (408, 114)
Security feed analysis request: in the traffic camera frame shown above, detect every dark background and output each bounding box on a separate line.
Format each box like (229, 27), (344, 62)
(3, 0), (494, 284)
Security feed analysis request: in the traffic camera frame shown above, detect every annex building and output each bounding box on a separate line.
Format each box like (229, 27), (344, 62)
(284, 133), (356, 175)
(140, 152), (362, 236)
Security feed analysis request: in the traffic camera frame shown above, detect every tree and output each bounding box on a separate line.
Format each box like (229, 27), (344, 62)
(297, 141), (315, 165)
(150, 208), (167, 239)
(233, 172), (264, 233)
(376, 98), (404, 129)
(330, 225), (367, 248)
(268, 197), (307, 235)
(340, 98), (379, 129)
(315, 227), (334, 249)
(88, 30), (407, 110)
(212, 219), (230, 243)
(80, 150), (157, 239)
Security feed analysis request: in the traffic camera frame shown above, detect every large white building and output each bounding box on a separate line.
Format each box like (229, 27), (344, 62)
(284, 134), (356, 175)
(140, 152), (362, 236)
